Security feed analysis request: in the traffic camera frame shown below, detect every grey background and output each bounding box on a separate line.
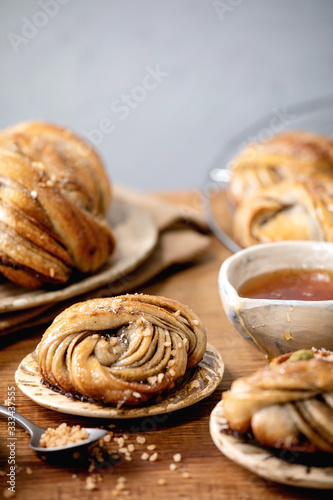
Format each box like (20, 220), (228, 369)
(1, 0), (333, 190)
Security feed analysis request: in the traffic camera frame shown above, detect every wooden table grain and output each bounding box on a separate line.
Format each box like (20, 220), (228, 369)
(0, 191), (329, 500)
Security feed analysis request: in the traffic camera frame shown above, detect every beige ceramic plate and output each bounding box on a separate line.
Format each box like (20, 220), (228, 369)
(0, 196), (158, 314)
(15, 344), (224, 419)
(210, 400), (333, 489)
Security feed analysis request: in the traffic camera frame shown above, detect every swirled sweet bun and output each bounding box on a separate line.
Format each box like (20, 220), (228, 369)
(233, 178), (333, 247)
(227, 130), (333, 208)
(37, 294), (207, 406)
(227, 131), (333, 247)
(0, 121), (115, 288)
(223, 348), (333, 453)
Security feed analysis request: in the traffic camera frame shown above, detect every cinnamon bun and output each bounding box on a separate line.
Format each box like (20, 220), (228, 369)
(37, 294), (207, 406)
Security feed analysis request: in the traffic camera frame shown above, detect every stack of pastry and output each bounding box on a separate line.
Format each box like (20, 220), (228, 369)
(223, 348), (333, 453)
(227, 131), (333, 247)
(0, 121), (115, 288)
(37, 294), (207, 406)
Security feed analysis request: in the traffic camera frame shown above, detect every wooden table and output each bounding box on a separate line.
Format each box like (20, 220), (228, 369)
(0, 191), (329, 500)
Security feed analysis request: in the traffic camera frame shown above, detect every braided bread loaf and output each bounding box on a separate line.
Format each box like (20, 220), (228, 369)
(37, 294), (207, 406)
(0, 121), (115, 288)
(227, 131), (333, 247)
(223, 348), (333, 453)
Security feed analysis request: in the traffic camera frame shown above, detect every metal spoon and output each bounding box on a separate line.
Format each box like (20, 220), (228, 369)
(0, 404), (107, 456)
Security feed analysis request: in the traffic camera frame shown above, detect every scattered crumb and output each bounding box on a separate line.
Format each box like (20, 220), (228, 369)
(181, 472), (191, 479)
(85, 476), (97, 491)
(85, 474), (102, 491)
(112, 488), (130, 497)
(29, 420), (190, 497)
(117, 437), (125, 447)
(115, 482), (126, 491)
(149, 452), (158, 462)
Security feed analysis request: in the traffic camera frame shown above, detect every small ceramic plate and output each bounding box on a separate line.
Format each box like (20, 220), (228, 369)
(210, 400), (333, 489)
(15, 344), (224, 419)
(0, 195), (158, 314)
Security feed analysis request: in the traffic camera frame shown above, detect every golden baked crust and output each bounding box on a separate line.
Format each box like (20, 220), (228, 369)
(233, 178), (333, 247)
(226, 131), (333, 247)
(0, 121), (115, 288)
(37, 294), (207, 406)
(223, 348), (333, 453)
(228, 130), (333, 207)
